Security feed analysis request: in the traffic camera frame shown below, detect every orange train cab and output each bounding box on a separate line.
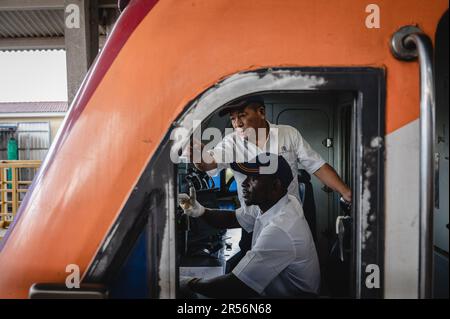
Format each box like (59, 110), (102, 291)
(0, 0), (448, 299)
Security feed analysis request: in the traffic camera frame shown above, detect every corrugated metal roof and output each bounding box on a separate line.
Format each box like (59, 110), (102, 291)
(0, 101), (68, 113)
(0, 1), (119, 51)
(0, 10), (65, 38)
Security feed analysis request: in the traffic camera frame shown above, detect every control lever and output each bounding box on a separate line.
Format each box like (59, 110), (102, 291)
(336, 215), (352, 262)
(183, 183), (194, 255)
(184, 214), (190, 255)
(336, 196), (352, 262)
(339, 196), (352, 214)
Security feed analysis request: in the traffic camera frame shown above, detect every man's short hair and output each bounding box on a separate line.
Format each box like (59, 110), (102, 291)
(219, 95), (265, 117)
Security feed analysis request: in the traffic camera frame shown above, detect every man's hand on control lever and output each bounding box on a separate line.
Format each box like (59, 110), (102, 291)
(184, 138), (217, 172)
(178, 186), (205, 218)
(179, 187), (241, 229)
(185, 138), (200, 162)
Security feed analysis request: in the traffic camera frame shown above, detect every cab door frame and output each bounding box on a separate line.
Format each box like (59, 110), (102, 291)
(84, 67), (385, 299)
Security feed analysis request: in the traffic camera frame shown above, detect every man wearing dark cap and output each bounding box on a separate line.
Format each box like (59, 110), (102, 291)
(178, 154), (320, 298)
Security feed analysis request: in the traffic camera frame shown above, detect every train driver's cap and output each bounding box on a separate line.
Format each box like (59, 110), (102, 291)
(230, 153), (293, 189)
(218, 95), (265, 117)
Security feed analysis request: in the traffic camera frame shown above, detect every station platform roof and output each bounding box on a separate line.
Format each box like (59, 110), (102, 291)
(0, 0), (119, 51)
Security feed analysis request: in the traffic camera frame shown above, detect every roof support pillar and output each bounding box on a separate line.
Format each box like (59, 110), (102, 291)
(64, 0), (99, 104)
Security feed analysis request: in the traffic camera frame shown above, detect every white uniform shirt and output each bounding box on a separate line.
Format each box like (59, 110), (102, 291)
(232, 194), (320, 296)
(207, 122), (325, 207)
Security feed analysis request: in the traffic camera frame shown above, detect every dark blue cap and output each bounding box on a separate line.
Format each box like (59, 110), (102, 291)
(219, 95), (265, 117)
(230, 153), (293, 189)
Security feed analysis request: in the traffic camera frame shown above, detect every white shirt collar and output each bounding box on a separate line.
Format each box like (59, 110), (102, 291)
(257, 193), (289, 225)
(235, 120), (276, 150)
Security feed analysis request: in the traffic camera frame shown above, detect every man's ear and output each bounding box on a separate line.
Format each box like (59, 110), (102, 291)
(258, 106), (266, 118)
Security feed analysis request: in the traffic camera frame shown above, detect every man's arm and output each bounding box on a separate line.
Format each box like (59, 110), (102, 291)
(201, 208), (241, 229)
(189, 273), (259, 299)
(293, 128), (352, 202)
(189, 140), (218, 172)
(314, 163), (352, 202)
(193, 158), (218, 172)
(178, 189), (241, 228)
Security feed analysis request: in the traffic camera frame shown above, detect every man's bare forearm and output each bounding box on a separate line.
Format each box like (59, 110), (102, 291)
(191, 145), (218, 172)
(193, 161), (218, 172)
(200, 208), (241, 229)
(314, 163), (352, 201)
(190, 273), (259, 298)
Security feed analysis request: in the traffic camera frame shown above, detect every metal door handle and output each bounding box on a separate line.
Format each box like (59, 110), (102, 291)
(391, 26), (436, 299)
(435, 152), (440, 209)
(336, 215), (352, 262)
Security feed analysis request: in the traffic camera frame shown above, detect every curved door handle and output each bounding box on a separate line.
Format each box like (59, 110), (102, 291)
(391, 26), (436, 299)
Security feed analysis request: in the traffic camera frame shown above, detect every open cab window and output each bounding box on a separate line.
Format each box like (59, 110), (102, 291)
(84, 68), (385, 299)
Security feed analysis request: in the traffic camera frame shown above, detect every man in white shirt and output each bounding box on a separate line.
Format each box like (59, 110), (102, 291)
(194, 95), (351, 204)
(178, 154), (320, 298)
